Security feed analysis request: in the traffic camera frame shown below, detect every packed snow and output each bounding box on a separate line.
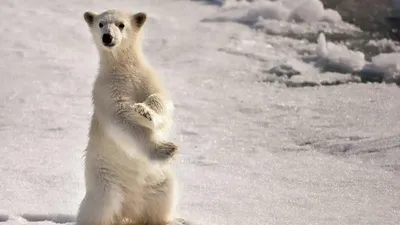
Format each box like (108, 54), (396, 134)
(1, 0), (400, 225)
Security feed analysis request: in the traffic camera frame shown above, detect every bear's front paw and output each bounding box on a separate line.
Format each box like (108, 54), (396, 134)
(168, 218), (191, 225)
(132, 103), (153, 122)
(150, 142), (178, 161)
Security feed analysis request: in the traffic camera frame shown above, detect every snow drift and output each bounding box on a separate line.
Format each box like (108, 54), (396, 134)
(203, 0), (400, 86)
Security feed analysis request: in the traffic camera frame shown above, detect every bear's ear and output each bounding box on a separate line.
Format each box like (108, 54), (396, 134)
(132, 12), (147, 28)
(83, 11), (96, 26)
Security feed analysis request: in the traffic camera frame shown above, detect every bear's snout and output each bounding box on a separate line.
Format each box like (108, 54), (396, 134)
(102, 33), (114, 46)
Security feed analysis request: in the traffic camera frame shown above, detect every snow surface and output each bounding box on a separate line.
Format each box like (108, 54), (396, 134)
(1, 0), (400, 225)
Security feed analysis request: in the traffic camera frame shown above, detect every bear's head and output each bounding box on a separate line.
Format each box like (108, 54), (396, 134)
(83, 9), (146, 51)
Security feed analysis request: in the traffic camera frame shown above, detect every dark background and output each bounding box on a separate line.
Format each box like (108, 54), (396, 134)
(321, 0), (393, 38)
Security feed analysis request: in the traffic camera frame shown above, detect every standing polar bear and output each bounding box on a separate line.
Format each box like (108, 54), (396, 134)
(77, 9), (184, 225)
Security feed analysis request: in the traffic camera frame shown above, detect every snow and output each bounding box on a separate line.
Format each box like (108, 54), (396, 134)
(1, 0), (400, 225)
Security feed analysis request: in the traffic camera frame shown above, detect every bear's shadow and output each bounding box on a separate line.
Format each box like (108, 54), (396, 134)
(0, 213), (75, 224)
(0, 214), (9, 222)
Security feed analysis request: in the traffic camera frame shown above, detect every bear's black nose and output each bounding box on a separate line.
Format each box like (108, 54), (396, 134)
(102, 33), (113, 45)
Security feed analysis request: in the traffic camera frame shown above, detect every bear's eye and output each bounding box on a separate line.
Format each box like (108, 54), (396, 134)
(99, 22), (103, 28)
(118, 23), (125, 29)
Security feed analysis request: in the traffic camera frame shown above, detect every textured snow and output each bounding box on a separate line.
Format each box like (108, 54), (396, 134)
(203, 0), (400, 86)
(205, 0), (344, 24)
(1, 0), (400, 225)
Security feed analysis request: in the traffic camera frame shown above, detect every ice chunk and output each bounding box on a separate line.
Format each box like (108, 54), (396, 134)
(289, 0), (325, 22)
(240, 1), (290, 24)
(316, 32), (328, 58)
(316, 33), (366, 73)
(321, 9), (342, 23)
(366, 53), (400, 83)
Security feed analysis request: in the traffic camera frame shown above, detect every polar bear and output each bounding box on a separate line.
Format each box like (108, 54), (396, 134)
(76, 9), (182, 225)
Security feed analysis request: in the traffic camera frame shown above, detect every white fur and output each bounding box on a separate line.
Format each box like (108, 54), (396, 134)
(104, 120), (144, 157)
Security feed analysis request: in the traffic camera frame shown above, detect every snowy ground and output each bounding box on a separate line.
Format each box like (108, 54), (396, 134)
(1, 0), (400, 224)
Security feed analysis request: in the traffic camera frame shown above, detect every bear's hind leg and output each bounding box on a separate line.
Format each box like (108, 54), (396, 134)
(141, 171), (178, 225)
(76, 187), (124, 225)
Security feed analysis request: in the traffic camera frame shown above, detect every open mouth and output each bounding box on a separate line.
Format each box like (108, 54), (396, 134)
(103, 42), (116, 47)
